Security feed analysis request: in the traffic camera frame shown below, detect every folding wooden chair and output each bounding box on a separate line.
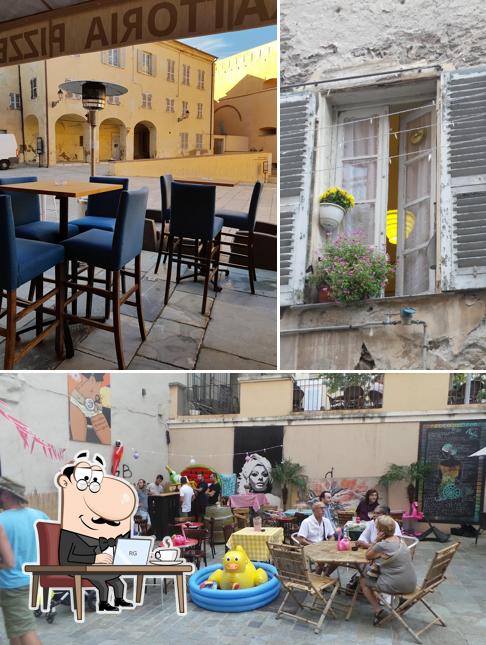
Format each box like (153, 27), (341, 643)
(268, 543), (339, 634)
(376, 541), (460, 644)
(233, 510), (249, 530)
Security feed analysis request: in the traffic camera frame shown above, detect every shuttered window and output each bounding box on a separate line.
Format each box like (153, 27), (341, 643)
(280, 93), (317, 305)
(440, 67), (486, 290)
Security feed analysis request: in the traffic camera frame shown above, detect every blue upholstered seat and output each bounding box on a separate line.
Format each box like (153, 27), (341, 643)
(0, 176), (79, 242)
(63, 188), (149, 271)
(69, 176), (129, 232)
(0, 195), (64, 291)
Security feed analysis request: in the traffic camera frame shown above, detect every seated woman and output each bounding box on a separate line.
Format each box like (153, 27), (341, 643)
(360, 515), (417, 624)
(355, 488), (379, 521)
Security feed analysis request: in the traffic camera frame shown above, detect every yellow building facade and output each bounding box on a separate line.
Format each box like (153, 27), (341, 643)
(2, 40), (215, 166)
(214, 41), (277, 168)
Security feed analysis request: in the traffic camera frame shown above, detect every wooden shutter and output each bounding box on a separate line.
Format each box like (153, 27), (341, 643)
(280, 92), (317, 305)
(441, 67), (486, 290)
(151, 54), (157, 77)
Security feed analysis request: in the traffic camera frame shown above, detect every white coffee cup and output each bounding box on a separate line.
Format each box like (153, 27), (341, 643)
(152, 547), (179, 562)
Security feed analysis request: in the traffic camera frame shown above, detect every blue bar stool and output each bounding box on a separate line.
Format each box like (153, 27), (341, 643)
(62, 188), (149, 370)
(164, 182), (223, 315)
(0, 195), (65, 369)
(215, 181), (262, 293)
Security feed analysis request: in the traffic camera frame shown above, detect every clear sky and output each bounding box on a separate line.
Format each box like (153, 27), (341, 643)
(182, 25), (277, 58)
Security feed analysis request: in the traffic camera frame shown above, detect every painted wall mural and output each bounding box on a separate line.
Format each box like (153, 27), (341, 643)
(307, 477), (384, 512)
(68, 373), (111, 445)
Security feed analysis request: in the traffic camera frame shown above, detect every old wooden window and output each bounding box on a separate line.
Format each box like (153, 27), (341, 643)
(167, 59), (175, 82)
(182, 64), (190, 86)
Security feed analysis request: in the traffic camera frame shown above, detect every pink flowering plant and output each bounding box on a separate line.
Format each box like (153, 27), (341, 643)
(311, 234), (392, 304)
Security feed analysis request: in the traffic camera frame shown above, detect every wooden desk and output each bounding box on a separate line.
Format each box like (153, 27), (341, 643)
(25, 562), (194, 622)
(304, 541), (368, 620)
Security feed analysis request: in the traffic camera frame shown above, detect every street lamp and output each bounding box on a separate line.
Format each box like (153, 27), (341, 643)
(58, 80), (127, 175)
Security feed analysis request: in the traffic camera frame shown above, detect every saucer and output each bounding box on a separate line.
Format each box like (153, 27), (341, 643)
(149, 558), (184, 565)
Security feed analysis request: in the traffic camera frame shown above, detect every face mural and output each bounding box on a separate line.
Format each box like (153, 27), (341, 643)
(68, 373), (111, 444)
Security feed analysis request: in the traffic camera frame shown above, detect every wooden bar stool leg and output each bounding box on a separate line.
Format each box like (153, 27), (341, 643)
(162, 223), (169, 265)
(105, 271), (112, 320)
(164, 235), (174, 305)
(55, 263), (65, 359)
(248, 233), (256, 294)
(201, 240), (212, 315)
(121, 267), (127, 294)
(112, 271), (125, 369)
(35, 276), (43, 336)
(5, 290), (17, 370)
(154, 222), (165, 274)
(134, 255), (146, 341)
(71, 260), (78, 316)
(28, 280), (35, 301)
(85, 265), (95, 318)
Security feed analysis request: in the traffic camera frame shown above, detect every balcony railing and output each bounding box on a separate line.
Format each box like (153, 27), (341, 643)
(293, 375), (384, 412)
(184, 374), (240, 415)
(448, 373), (486, 405)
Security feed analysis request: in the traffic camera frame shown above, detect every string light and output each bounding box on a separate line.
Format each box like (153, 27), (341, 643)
(114, 443), (285, 460)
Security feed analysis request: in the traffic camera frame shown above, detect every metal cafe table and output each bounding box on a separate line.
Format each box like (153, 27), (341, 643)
(1, 180), (125, 356)
(304, 541), (369, 620)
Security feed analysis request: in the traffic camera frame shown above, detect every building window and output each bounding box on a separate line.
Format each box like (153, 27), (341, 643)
(30, 78), (37, 99)
(197, 103), (203, 119)
(142, 93), (152, 109)
(138, 51), (154, 76)
(196, 134), (203, 150)
(167, 59), (175, 82)
(107, 95), (120, 105)
(448, 374), (486, 405)
(9, 93), (21, 110)
(197, 69), (205, 90)
(166, 97), (175, 113)
(180, 132), (189, 151)
(182, 100), (189, 117)
(182, 64), (190, 86)
(105, 48), (121, 67)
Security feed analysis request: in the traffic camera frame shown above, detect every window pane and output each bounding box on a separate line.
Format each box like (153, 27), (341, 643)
(343, 116), (378, 157)
(405, 157), (431, 202)
(404, 248), (429, 294)
(343, 159), (377, 201)
(404, 198), (430, 252)
(406, 113), (432, 156)
(343, 202), (375, 244)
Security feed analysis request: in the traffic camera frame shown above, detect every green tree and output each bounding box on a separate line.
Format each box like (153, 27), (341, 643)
(379, 462), (434, 512)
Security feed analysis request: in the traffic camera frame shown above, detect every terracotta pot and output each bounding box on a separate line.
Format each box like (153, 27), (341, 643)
(319, 286), (333, 303)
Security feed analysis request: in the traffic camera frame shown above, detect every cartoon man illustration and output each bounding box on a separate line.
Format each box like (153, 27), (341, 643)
(56, 451), (137, 612)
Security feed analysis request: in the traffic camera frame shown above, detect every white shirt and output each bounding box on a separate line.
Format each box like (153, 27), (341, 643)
(298, 514), (334, 543)
(148, 482), (163, 495)
(180, 484), (194, 513)
(358, 519), (402, 544)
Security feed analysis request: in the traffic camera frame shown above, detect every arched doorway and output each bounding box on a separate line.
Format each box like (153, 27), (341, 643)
(55, 113), (88, 162)
(99, 118), (127, 161)
(24, 115), (39, 163)
(134, 121), (156, 159)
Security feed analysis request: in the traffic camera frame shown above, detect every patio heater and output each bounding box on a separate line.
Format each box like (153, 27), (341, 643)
(58, 81), (127, 175)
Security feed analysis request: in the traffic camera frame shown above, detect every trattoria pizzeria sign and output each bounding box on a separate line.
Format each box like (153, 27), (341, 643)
(0, 0), (277, 67)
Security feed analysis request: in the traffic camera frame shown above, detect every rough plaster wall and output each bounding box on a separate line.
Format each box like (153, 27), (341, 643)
(281, 0), (486, 84)
(0, 373), (185, 495)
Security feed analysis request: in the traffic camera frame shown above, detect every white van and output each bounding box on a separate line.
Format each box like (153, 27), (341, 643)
(0, 133), (19, 170)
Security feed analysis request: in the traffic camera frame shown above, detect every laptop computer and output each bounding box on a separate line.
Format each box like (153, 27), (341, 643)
(113, 537), (154, 566)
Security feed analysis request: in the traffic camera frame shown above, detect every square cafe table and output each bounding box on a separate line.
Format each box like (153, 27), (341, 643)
(304, 541), (369, 620)
(227, 526), (284, 561)
(1, 180), (125, 356)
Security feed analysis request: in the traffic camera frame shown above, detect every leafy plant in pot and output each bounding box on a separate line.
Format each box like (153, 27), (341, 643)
(379, 462), (434, 514)
(316, 234), (393, 304)
(271, 459), (308, 510)
(319, 187), (355, 230)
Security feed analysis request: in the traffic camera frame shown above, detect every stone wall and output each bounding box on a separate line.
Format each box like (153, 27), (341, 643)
(281, 290), (486, 370)
(281, 0), (486, 84)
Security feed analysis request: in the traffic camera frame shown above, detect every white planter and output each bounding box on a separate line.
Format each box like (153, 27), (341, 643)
(319, 202), (345, 230)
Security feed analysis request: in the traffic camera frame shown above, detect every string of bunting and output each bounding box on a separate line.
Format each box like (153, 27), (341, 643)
(0, 400), (67, 462)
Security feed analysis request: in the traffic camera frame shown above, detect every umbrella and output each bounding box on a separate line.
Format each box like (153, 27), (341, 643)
(470, 446), (486, 457)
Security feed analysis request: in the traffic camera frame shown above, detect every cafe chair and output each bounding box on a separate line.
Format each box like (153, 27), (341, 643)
(0, 195), (65, 369)
(215, 180), (262, 294)
(183, 528), (208, 570)
(0, 176), (79, 243)
(164, 182), (223, 315)
(62, 187), (149, 370)
(375, 542), (460, 644)
(268, 543), (340, 635)
(149, 174), (172, 273)
(69, 176), (129, 233)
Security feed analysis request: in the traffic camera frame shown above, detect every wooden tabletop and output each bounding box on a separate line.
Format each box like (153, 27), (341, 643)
(304, 541), (368, 566)
(24, 563), (193, 574)
(0, 181), (125, 198)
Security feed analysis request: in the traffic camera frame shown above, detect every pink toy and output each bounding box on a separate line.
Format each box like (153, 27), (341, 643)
(172, 534), (187, 546)
(337, 535), (350, 551)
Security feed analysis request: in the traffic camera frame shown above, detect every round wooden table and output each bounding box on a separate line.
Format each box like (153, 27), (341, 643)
(304, 541), (368, 620)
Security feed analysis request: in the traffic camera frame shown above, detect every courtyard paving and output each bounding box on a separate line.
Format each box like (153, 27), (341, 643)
(0, 163), (277, 370)
(1, 538), (483, 645)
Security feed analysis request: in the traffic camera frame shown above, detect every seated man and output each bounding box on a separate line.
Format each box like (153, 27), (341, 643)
(297, 502), (335, 546)
(357, 505), (402, 548)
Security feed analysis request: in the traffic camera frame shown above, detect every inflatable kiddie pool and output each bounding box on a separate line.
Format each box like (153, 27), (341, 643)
(189, 562), (280, 612)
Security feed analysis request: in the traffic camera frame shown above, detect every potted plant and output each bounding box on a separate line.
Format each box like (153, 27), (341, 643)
(379, 462), (434, 513)
(322, 372), (375, 394)
(316, 234), (392, 304)
(271, 459), (308, 510)
(319, 186), (355, 229)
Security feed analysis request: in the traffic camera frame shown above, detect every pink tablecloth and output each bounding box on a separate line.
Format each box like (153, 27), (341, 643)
(228, 494), (269, 512)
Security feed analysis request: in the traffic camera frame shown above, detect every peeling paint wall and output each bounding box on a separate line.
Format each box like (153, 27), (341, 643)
(281, 0), (486, 84)
(281, 290), (486, 370)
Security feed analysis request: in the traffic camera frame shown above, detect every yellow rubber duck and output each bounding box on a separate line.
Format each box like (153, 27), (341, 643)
(207, 545), (268, 590)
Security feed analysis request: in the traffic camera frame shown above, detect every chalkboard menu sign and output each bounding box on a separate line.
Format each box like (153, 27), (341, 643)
(418, 420), (486, 523)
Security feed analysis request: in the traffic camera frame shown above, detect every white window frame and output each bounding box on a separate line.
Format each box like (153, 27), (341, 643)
(182, 64), (190, 86)
(197, 69), (205, 90)
(30, 78), (37, 100)
(197, 103), (203, 119)
(9, 92), (21, 109)
(180, 132), (189, 151)
(142, 92), (152, 109)
(166, 97), (175, 113)
(106, 48), (121, 67)
(167, 59), (175, 82)
(196, 134), (203, 150)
